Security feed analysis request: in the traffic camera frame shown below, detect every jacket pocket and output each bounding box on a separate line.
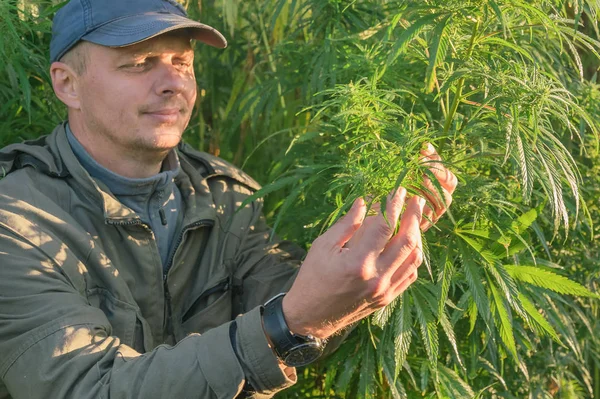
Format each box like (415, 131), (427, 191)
(86, 288), (139, 348)
(180, 278), (234, 336)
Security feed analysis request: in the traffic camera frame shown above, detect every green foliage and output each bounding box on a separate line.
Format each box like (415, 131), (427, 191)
(0, 1), (63, 145)
(193, 1), (600, 397)
(5, 0), (600, 397)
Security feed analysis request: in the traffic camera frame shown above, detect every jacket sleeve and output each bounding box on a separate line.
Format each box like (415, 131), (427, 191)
(0, 227), (293, 399)
(232, 200), (305, 312)
(228, 195), (353, 392)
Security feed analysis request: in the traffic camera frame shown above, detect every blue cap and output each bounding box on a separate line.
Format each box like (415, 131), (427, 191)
(50, 0), (227, 63)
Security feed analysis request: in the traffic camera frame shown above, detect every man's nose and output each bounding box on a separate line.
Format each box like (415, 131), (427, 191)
(154, 61), (190, 96)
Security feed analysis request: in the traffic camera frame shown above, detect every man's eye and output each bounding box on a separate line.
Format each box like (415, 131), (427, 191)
(176, 60), (192, 68)
(122, 60), (148, 70)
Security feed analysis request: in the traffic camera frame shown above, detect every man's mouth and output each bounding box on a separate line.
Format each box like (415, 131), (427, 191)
(143, 108), (182, 124)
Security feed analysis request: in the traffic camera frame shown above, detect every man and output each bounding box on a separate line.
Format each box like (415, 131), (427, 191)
(0, 0), (457, 398)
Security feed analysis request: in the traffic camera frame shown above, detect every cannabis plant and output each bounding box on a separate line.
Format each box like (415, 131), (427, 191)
(185, 0), (600, 397)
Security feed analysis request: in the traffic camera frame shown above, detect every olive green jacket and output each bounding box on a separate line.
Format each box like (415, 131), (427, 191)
(0, 123), (304, 398)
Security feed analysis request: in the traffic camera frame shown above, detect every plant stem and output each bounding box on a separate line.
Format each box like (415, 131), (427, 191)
(439, 19), (480, 153)
(256, 0), (287, 113)
(595, 359), (599, 398)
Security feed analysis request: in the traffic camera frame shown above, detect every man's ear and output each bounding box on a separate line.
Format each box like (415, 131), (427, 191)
(50, 62), (81, 109)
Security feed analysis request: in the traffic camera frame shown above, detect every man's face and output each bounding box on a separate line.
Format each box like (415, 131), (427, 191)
(73, 32), (197, 156)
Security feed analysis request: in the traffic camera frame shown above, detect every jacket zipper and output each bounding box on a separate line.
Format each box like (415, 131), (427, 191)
(162, 219), (215, 338)
(106, 219), (145, 227)
(107, 218), (214, 341)
(163, 219), (215, 277)
(157, 190), (168, 226)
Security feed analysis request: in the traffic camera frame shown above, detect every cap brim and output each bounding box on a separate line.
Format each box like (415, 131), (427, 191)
(82, 12), (227, 49)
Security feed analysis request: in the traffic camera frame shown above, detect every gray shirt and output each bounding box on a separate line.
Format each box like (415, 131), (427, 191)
(66, 125), (183, 271)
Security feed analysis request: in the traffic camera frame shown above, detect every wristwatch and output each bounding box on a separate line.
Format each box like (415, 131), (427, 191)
(261, 293), (324, 367)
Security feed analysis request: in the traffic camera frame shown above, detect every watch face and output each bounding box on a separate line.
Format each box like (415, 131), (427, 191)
(283, 342), (323, 367)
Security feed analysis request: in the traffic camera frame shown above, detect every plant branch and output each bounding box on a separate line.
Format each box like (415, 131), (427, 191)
(439, 19), (480, 153)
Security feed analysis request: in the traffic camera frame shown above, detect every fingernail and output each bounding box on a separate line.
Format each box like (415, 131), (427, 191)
(396, 188), (408, 206)
(421, 143), (436, 156)
(393, 187), (406, 197)
(353, 197), (364, 209)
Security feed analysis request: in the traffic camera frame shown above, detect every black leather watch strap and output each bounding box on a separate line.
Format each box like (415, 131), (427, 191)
(263, 294), (297, 356)
(261, 293), (323, 367)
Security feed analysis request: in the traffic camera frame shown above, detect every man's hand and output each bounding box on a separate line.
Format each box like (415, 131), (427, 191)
(419, 143), (457, 231)
(281, 144), (456, 340)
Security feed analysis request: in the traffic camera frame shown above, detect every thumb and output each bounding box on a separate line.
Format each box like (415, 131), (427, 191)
(322, 198), (366, 249)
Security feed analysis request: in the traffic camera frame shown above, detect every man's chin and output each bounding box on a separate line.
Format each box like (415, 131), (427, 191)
(147, 128), (184, 149)
(129, 138), (181, 159)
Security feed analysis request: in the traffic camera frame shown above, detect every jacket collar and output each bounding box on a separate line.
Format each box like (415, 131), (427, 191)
(41, 123), (137, 222)
(0, 123), (261, 226)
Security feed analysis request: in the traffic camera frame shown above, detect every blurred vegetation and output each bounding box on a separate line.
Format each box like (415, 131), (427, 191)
(0, 0), (63, 145)
(2, 0), (600, 397)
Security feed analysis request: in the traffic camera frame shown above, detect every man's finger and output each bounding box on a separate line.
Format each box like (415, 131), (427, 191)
(419, 177), (452, 231)
(376, 195), (424, 277)
(420, 204), (435, 231)
(390, 270), (418, 298)
(424, 160), (458, 192)
(344, 198), (390, 249)
(388, 244), (422, 286)
(420, 143), (457, 192)
(421, 176), (452, 210)
(319, 197), (367, 250)
(353, 187), (408, 255)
